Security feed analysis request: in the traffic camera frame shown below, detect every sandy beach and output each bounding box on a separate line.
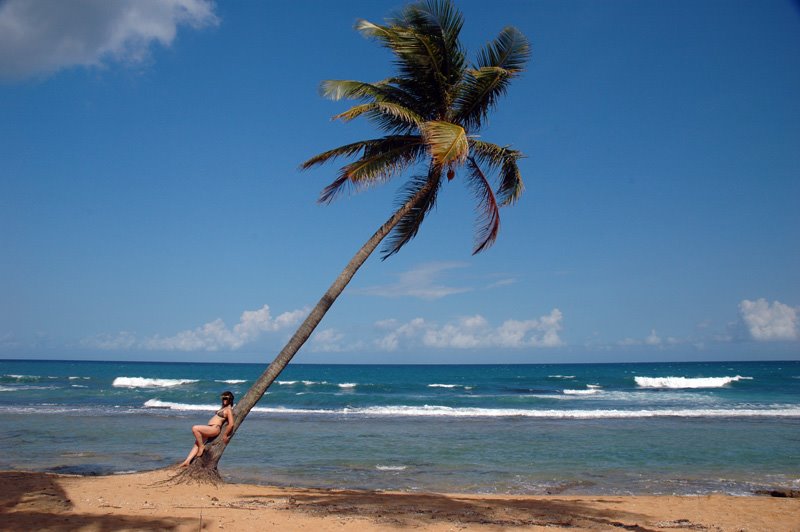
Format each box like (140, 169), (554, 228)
(2, 468), (797, 532)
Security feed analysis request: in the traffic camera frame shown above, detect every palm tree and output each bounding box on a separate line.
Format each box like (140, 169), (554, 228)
(177, 0), (530, 483)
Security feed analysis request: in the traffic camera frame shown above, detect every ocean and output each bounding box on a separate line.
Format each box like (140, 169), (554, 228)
(1, 359), (798, 496)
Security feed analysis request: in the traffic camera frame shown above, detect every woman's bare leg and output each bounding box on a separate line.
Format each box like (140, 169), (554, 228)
(180, 442), (200, 467)
(191, 425), (221, 458)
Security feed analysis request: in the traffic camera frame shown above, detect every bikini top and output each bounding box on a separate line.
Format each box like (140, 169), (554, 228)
(215, 407), (227, 419)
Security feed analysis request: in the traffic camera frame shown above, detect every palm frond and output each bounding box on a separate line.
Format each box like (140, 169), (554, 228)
(382, 167), (443, 258)
(300, 140), (378, 170)
(453, 67), (509, 130)
(355, 19), (391, 39)
(316, 137), (425, 203)
(399, 0), (463, 48)
(469, 139), (525, 206)
(477, 26), (530, 72)
(307, 1), (528, 259)
(453, 27), (529, 130)
(466, 157), (500, 254)
(333, 102), (424, 131)
(498, 152), (524, 206)
(356, 0), (467, 120)
(420, 120), (468, 166)
(469, 139), (521, 168)
(319, 79), (417, 108)
(399, 0), (465, 82)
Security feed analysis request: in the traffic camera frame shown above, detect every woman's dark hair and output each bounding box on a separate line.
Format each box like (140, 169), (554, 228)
(221, 391), (234, 404)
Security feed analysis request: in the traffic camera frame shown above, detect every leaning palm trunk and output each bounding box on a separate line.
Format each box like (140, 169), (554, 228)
(174, 0), (530, 484)
(174, 179), (436, 483)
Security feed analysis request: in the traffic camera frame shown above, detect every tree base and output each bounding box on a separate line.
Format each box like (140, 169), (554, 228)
(162, 461), (223, 486)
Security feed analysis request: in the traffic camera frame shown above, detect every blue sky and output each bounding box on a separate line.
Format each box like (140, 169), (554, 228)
(1, 0), (798, 364)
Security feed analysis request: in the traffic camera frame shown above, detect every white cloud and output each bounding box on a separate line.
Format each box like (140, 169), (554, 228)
(739, 298), (798, 341)
(0, 332), (22, 349)
(617, 337), (640, 346)
(83, 305), (308, 351)
(645, 329), (662, 346)
(309, 328), (346, 352)
(374, 310), (564, 351)
(81, 331), (137, 350)
(355, 262), (472, 300)
(485, 278), (517, 289)
(374, 318), (426, 351)
(616, 329), (682, 348)
(0, 0), (218, 81)
(144, 305), (307, 351)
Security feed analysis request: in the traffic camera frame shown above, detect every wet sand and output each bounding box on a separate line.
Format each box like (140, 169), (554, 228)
(1, 469), (797, 531)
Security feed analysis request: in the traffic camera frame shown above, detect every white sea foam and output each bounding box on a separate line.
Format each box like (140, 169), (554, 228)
(144, 399), (218, 411)
(376, 465), (407, 471)
(112, 377), (198, 388)
(71, 385), (88, 388)
(548, 375), (575, 379)
(563, 388), (602, 395)
(634, 376), (752, 389)
(216, 379), (246, 384)
(428, 384), (461, 388)
(142, 400), (800, 419)
(0, 385), (57, 391)
(4, 374), (40, 381)
(338, 406), (800, 419)
(277, 380), (297, 385)
(143, 399), (329, 414)
(338, 383), (357, 388)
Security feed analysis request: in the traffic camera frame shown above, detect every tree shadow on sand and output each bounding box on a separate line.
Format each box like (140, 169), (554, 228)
(0, 471), (201, 531)
(231, 488), (658, 530)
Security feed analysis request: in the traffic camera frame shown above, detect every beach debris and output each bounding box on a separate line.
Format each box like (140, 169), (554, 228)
(753, 488), (800, 498)
(653, 519), (708, 530)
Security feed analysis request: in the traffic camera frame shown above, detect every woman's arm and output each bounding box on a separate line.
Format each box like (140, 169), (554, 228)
(223, 407), (235, 443)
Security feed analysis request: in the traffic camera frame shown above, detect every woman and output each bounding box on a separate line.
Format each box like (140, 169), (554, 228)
(180, 391), (235, 467)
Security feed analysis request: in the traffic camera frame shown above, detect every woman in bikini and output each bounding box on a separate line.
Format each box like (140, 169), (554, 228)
(180, 391), (235, 467)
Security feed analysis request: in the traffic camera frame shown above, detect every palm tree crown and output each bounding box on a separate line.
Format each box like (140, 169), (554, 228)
(302, 0), (530, 256)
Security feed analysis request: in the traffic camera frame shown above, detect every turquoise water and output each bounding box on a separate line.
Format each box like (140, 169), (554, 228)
(1, 360), (798, 495)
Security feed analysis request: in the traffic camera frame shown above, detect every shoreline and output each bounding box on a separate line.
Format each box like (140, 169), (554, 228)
(2, 468), (798, 531)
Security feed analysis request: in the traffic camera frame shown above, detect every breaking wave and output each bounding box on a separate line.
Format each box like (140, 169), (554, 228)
(2, 374), (41, 382)
(634, 376), (752, 389)
(142, 400), (800, 419)
(112, 377), (198, 388)
(563, 388), (602, 395)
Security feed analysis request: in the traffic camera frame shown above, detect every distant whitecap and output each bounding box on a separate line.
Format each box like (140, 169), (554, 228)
(634, 376), (752, 389)
(112, 377), (198, 388)
(563, 388), (602, 395)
